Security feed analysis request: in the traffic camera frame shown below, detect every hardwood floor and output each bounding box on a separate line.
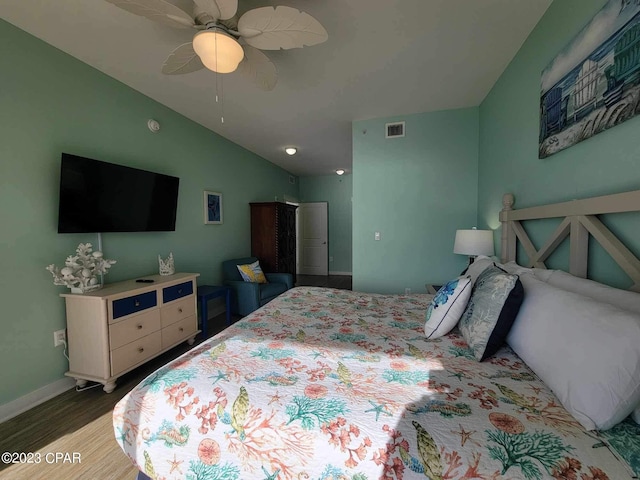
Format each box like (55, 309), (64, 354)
(296, 274), (352, 290)
(0, 277), (352, 480)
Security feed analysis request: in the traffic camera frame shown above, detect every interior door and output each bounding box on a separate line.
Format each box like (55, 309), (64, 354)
(299, 202), (328, 275)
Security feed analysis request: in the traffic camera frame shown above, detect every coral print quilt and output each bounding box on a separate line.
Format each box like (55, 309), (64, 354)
(113, 287), (630, 480)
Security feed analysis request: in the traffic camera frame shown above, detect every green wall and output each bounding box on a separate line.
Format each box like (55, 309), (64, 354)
(299, 174), (353, 273)
(0, 19), (297, 405)
(352, 108), (479, 294)
(478, 0), (640, 288)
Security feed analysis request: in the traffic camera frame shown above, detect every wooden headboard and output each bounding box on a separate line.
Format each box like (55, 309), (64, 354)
(499, 190), (640, 292)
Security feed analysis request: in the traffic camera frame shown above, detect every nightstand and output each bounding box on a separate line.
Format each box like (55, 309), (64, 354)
(425, 284), (442, 294)
(197, 285), (232, 337)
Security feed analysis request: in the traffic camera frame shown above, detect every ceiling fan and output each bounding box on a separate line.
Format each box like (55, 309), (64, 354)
(104, 0), (328, 90)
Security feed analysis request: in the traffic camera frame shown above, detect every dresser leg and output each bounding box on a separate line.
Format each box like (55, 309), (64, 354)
(187, 336), (196, 346)
(103, 381), (117, 393)
(75, 379), (88, 388)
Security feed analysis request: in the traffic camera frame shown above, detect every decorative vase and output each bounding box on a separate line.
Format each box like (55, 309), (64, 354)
(158, 252), (175, 276)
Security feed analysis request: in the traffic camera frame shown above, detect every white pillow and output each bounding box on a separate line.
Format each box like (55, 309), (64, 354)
(545, 270), (640, 426)
(464, 255), (494, 285)
(507, 274), (640, 431)
(500, 261), (553, 282)
(546, 269), (640, 314)
(499, 261), (527, 274)
(424, 276), (472, 339)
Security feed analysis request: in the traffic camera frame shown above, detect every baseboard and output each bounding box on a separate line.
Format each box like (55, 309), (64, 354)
(0, 377), (76, 423)
(329, 271), (352, 276)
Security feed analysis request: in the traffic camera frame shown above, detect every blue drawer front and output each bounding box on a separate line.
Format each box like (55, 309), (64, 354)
(113, 291), (157, 319)
(163, 281), (193, 303)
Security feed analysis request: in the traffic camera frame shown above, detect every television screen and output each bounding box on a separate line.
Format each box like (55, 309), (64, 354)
(57, 153), (179, 233)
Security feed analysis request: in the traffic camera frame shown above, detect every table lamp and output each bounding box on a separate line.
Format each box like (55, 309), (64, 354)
(454, 227), (494, 265)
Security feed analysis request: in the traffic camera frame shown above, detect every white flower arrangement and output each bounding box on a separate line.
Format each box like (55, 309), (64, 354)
(46, 243), (116, 293)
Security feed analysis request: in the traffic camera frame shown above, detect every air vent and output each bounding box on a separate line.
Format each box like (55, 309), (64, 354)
(385, 121), (405, 138)
(289, 175), (296, 185)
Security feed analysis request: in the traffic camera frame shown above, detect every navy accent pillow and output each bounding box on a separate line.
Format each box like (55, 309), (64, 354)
(458, 266), (524, 361)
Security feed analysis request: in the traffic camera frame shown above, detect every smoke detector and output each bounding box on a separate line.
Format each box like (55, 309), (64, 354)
(147, 119), (160, 133)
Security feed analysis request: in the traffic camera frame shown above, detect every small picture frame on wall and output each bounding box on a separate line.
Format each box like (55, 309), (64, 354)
(204, 191), (223, 225)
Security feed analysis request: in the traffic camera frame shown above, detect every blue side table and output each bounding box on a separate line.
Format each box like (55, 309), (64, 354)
(197, 285), (231, 337)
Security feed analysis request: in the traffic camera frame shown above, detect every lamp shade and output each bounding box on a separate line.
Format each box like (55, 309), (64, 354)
(193, 29), (244, 74)
(453, 229), (494, 257)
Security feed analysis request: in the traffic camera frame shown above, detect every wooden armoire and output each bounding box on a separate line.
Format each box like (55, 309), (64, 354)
(250, 202), (297, 282)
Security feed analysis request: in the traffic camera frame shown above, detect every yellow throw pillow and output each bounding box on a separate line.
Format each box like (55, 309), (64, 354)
(237, 261), (268, 284)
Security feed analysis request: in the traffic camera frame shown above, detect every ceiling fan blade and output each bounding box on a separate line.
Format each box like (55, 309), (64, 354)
(161, 42), (205, 75)
(104, 0), (195, 28)
(237, 6), (328, 50)
(237, 45), (277, 91)
(193, 0), (237, 21)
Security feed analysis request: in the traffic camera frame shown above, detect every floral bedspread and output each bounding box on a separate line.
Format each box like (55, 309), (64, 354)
(113, 287), (631, 480)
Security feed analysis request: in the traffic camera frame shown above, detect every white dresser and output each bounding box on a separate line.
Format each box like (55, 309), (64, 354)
(61, 272), (200, 393)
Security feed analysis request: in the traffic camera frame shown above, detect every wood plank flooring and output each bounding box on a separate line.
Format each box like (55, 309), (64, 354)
(296, 274), (352, 290)
(0, 276), (351, 480)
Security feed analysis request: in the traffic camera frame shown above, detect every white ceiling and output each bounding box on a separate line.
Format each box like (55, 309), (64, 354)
(0, 0), (552, 176)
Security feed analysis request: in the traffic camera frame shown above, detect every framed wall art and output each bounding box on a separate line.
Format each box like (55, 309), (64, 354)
(540, 0), (640, 158)
(204, 191), (223, 225)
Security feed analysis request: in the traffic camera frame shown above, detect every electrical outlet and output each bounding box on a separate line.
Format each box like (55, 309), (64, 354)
(54, 329), (66, 347)
(374, 232), (381, 241)
(405, 288), (411, 294)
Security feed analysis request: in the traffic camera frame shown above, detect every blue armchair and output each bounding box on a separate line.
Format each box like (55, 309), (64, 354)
(222, 257), (294, 316)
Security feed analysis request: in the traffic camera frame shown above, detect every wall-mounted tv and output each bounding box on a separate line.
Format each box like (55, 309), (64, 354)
(57, 153), (180, 233)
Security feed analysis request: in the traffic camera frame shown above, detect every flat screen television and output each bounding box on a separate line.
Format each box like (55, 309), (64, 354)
(57, 153), (180, 233)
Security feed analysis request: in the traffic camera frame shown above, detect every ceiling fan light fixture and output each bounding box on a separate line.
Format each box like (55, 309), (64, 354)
(285, 147), (297, 156)
(336, 169), (345, 175)
(193, 29), (244, 74)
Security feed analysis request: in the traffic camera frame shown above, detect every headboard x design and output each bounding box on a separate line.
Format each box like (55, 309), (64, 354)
(499, 189), (640, 291)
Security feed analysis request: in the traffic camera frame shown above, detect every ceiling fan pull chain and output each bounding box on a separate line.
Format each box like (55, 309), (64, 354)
(220, 75), (225, 124)
(213, 33), (224, 124)
(215, 76), (225, 124)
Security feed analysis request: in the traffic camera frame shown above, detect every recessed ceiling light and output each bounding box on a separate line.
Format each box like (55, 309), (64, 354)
(336, 169), (345, 175)
(285, 147), (297, 155)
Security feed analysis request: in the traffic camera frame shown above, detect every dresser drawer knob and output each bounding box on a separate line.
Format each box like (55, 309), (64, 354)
(178, 308), (183, 313)
(178, 289), (183, 294)
(138, 347), (144, 353)
(179, 327), (184, 332)
(134, 300), (140, 307)
(137, 324), (143, 330)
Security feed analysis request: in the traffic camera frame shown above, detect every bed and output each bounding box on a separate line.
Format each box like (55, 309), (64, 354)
(113, 190), (640, 480)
